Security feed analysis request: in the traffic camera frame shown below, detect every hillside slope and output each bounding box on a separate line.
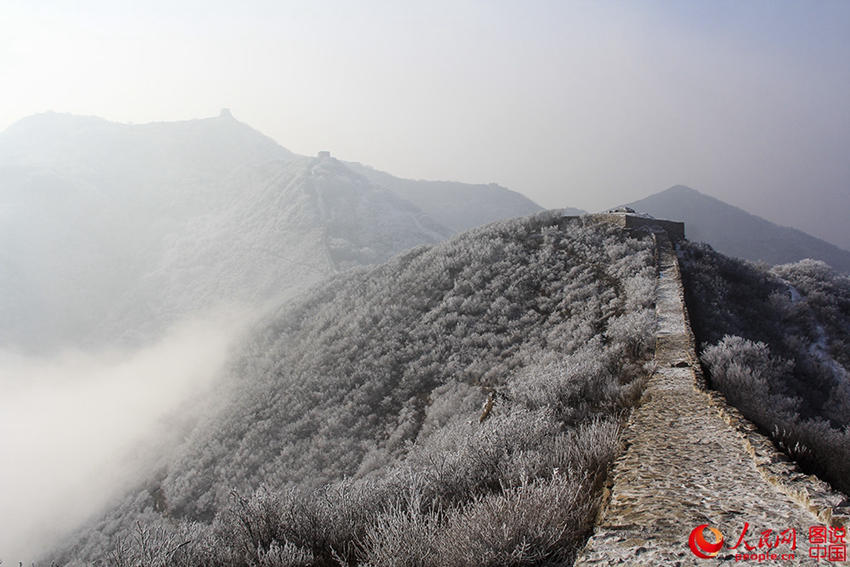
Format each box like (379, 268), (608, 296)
(576, 234), (847, 565)
(0, 112), (551, 352)
(346, 162), (555, 233)
(52, 213), (658, 566)
(627, 185), (850, 273)
(0, 113), (450, 350)
(680, 242), (850, 494)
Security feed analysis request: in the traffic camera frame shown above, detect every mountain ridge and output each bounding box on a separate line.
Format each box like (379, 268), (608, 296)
(626, 185), (850, 273)
(345, 161), (550, 233)
(48, 212), (658, 565)
(0, 113), (441, 350)
(0, 111), (552, 351)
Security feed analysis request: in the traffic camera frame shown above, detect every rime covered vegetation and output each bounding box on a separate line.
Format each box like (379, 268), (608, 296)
(55, 213), (657, 566)
(680, 243), (850, 494)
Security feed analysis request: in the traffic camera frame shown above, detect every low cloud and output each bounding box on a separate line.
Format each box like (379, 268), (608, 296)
(0, 306), (252, 563)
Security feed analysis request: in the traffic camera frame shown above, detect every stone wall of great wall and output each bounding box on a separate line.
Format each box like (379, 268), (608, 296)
(573, 225), (848, 566)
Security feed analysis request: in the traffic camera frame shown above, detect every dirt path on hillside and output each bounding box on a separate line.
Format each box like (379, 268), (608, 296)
(574, 234), (846, 566)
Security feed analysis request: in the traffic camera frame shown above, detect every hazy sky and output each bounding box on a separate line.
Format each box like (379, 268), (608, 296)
(2, 0), (849, 247)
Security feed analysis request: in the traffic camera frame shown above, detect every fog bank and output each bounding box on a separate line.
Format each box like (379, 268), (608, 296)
(0, 307), (252, 563)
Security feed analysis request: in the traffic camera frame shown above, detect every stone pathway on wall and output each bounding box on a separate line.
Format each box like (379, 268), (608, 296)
(574, 233), (848, 566)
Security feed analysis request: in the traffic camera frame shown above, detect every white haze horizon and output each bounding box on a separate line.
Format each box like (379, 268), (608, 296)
(1, 1), (849, 250)
(5, 107), (848, 256)
(0, 306), (255, 563)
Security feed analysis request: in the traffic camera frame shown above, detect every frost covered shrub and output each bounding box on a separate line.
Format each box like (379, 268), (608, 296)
(434, 471), (594, 567)
(701, 337), (850, 494)
(362, 475), (590, 567)
(173, 478), (403, 567)
(778, 419), (850, 488)
(564, 418), (623, 481)
(701, 336), (799, 424)
(406, 411), (621, 506)
(510, 337), (646, 426)
(361, 420), (620, 567)
(108, 522), (189, 567)
(773, 259), (850, 370)
(249, 478), (404, 565)
(412, 381), (482, 441)
(359, 485), (442, 567)
(403, 409), (561, 507)
(682, 241), (850, 494)
(255, 541), (315, 567)
(605, 308), (655, 359)
(56, 214), (658, 565)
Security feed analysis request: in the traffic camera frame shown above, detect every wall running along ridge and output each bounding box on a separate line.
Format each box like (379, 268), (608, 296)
(574, 227), (848, 566)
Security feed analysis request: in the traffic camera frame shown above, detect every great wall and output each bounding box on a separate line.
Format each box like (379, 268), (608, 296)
(573, 216), (849, 566)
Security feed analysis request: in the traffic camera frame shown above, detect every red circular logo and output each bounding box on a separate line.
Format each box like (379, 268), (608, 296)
(689, 524), (724, 559)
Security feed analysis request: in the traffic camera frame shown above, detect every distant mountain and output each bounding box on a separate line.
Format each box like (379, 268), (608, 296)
(0, 111), (553, 351)
(0, 109), (292, 179)
(0, 112), (451, 350)
(626, 185), (850, 273)
(346, 162), (554, 233)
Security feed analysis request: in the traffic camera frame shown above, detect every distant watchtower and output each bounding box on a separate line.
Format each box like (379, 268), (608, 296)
(318, 151), (331, 159)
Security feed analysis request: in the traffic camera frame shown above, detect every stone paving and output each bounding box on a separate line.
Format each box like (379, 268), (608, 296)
(574, 233), (848, 566)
